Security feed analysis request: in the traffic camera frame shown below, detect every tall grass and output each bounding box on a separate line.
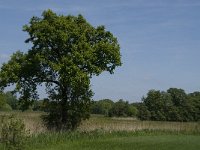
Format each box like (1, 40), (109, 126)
(0, 112), (199, 134)
(0, 112), (200, 150)
(78, 115), (200, 133)
(0, 111), (46, 133)
(1, 130), (199, 150)
(21, 130), (200, 150)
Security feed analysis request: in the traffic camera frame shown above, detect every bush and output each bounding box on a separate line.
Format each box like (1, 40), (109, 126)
(0, 103), (12, 111)
(0, 115), (30, 150)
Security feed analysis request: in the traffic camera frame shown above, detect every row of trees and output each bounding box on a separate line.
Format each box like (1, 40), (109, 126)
(91, 99), (137, 117)
(0, 91), (46, 111)
(137, 88), (200, 122)
(0, 94), (138, 118)
(88, 88), (200, 122)
(0, 92), (54, 112)
(1, 87), (199, 123)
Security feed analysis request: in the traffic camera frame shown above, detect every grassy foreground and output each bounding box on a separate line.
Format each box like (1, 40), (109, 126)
(0, 112), (200, 150)
(1, 130), (199, 150)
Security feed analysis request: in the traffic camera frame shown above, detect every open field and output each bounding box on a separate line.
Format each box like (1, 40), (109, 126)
(30, 132), (200, 150)
(0, 111), (200, 150)
(1, 130), (200, 150)
(0, 111), (199, 133)
(79, 115), (200, 133)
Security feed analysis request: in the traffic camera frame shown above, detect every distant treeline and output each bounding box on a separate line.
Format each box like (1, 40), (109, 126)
(91, 99), (137, 117)
(137, 88), (200, 122)
(91, 88), (200, 121)
(0, 88), (199, 122)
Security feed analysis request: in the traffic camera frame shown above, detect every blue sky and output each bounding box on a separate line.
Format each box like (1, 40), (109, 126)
(0, 0), (200, 102)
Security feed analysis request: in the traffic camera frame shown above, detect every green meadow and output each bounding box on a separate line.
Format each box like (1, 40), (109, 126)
(0, 111), (200, 150)
(23, 131), (200, 150)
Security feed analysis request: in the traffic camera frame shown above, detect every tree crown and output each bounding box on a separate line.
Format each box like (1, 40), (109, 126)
(0, 10), (121, 129)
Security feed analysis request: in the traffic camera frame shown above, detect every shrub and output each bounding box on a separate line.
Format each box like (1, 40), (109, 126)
(0, 115), (30, 150)
(0, 103), (12, 111)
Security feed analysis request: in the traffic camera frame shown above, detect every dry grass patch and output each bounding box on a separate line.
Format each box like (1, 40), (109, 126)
(79, 115), (200, 133)
(1, 112), (199, 134)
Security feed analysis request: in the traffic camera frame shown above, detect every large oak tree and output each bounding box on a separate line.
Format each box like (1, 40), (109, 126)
(0, 10), (121, 130)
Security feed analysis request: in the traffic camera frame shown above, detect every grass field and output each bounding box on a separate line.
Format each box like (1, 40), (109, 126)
(1, 131), (199, 150)
(0, 111), (200, 150)
(1, 111), (199, 133)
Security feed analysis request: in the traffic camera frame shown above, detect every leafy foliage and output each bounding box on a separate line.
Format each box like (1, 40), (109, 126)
(4, 92), (18, 110)
(0, 93), (12, 111)
(91, 99), (137, 117)
(137, 88), (200, 121)
(0, 10), (121, 130)
(0, 115), (30, 150)
(91, 99), (114, 116)
(109, 99), (137, 117)
(0, 93), (6, 109)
